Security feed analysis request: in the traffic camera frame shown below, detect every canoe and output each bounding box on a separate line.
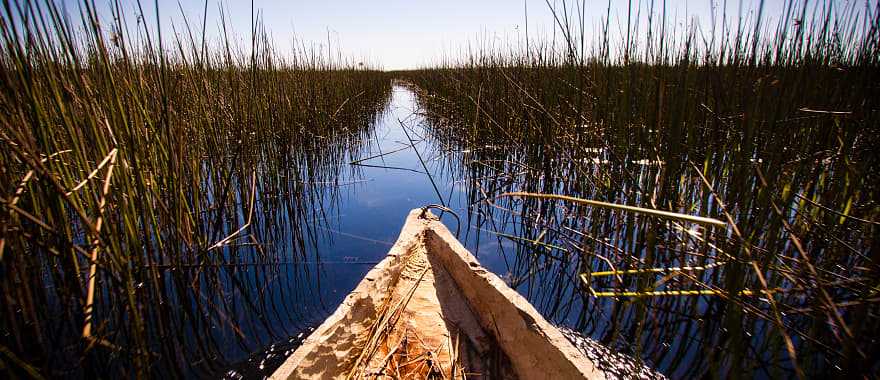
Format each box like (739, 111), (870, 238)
(271, 208), (604, 379)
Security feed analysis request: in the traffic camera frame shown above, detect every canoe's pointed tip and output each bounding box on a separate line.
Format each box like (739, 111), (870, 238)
(406, 208), (425, 222)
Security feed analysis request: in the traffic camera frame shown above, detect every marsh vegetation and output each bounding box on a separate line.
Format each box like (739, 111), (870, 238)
(1, 0), (878, 378)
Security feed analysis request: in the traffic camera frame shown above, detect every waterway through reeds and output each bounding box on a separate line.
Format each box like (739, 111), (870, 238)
(4, 80), (875, 378)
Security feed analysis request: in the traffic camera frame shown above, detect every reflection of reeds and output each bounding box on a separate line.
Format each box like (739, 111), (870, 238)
(0, 0), (390, 377)
(402, 1), (878, 377)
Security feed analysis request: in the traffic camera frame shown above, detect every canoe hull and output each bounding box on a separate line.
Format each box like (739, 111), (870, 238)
(271, 209), (602, 379)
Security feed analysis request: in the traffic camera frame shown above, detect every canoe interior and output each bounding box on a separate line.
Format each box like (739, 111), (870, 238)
(271, 209), (601, 379)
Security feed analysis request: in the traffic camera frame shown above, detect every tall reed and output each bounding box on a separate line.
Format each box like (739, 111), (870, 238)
(0, 0), (390, 377)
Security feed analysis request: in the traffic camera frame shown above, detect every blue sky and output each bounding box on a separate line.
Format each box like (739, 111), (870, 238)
(71, 0), (804, 69)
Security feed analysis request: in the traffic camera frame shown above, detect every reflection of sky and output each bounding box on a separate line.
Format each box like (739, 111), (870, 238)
(308, 86), (513, 315)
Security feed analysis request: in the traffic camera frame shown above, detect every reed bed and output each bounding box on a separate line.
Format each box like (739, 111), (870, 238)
(399, 0), (879, 378)
(0, 0), (390, 377)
